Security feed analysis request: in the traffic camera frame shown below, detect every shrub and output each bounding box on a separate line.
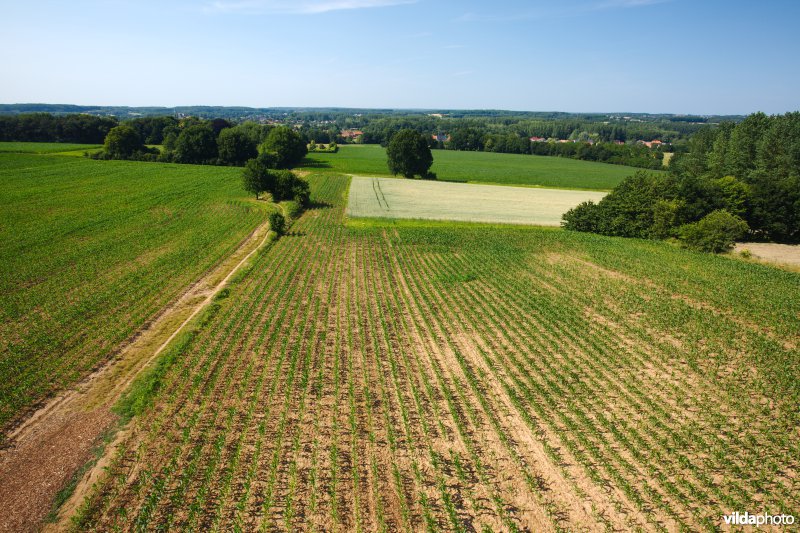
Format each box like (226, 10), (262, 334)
(281, 200), (302, 221)
(272, 170), (310, 205)
(562, 201), (601, 232)
(678, 209), (749, 253)
(268, 211), (286, 235)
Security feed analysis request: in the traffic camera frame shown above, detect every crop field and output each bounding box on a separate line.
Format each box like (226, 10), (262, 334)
(74, 174), (799, 531)
(0, 141), (102, 154)
(302, 144), (650, 190)
(348, 176), (606, 225)
(0, 154), (267, 434)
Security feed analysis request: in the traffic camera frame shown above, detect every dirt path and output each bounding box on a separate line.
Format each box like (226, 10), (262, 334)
(0, 218), (273, 533)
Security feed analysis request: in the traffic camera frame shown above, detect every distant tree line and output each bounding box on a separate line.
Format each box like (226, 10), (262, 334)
(0, 113), (117, 144)
(338, 117), (678, 170)
(563, 112), (800, 250)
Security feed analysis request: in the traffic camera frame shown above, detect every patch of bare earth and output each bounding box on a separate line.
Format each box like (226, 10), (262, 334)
(734, 242), (800, 269)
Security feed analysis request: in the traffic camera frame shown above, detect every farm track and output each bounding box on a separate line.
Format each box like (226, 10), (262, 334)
(50, 174), (800, 531)
(0, 212), (275, 533)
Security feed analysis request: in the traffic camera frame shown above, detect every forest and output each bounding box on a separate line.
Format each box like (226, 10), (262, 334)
(563, 112), (800, 246)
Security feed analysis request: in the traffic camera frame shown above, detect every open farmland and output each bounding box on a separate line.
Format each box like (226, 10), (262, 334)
(71, 173), (800, 532)
(0, 153), (267, 434)
(348, 175), (606, 225)
(303, 144), (647, 190)
(0, 142), (103, 154)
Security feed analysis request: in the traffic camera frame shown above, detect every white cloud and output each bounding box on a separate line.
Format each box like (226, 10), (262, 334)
(206, 0), (417, 14)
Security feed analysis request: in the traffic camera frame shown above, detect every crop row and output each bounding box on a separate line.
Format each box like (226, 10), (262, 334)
(73, 174), (799, 531)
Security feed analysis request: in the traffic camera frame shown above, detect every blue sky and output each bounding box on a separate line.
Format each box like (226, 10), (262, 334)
(1, 0), (798, 114)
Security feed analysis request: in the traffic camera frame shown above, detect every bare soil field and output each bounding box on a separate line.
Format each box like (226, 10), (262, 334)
(347, 175), (606, 225)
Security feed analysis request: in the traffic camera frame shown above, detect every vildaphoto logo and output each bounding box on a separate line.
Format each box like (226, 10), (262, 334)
(723, 512), (795, 527)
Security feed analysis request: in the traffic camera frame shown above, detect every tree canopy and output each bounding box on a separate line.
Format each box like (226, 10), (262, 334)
(259, 127), (308, 169)
(563, 111), (800, 248)
(103, 125), (145, 159)
(218, 127), (258, 166)
(174, 124), (218, 164)
(386, 129), (434, 179)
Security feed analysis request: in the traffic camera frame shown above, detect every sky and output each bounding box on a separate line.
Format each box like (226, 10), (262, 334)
(1, 0), (798, 114)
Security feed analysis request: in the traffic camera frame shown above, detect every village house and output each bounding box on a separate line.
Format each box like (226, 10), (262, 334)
(639, 139), (664, 148)
(340, 129), (364, 140)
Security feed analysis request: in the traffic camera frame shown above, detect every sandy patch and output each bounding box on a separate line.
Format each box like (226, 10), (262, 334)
(734, 242), (800, 268)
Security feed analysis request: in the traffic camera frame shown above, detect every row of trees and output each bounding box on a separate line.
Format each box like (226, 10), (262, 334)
(486, 134), (667, 169)
(563, 112), (800, 249)
(241, 154), (310, 205)
(99, 121), (308, 168)
(0, 113), (117, 144)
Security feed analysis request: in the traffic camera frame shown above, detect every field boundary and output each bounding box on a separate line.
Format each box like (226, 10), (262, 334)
(0, 213), (276, 533)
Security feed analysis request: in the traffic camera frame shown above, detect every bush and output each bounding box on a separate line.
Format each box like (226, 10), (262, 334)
(562, 201), (601, 232)
(272, 170), (310, 205)
(268, 211), (286, 236)
(678, 209), (749, 253)
(281, 200), (302, 220)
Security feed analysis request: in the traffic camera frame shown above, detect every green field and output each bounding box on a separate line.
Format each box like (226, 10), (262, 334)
(0, 142), (102, 154)
(0, 153), (266, 432)
(74, 174), (799, 531)
(303, 144), (649, 190)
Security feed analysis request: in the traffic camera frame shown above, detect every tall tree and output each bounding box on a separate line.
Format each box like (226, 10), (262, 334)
(174, 125), (218, 164)
(386, 129), (434, 179)
(259, 127), (307, 169)
(218, 127), (258, 166)
(103, 125), (144, 159)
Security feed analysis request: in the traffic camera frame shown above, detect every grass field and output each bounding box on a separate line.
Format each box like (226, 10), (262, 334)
(74, 173), (799, 531)
(348, 176), (607, 225)
(0, 153), (267, 433)
(302, 144), (650, 190)
(0, 142), (102, 154)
